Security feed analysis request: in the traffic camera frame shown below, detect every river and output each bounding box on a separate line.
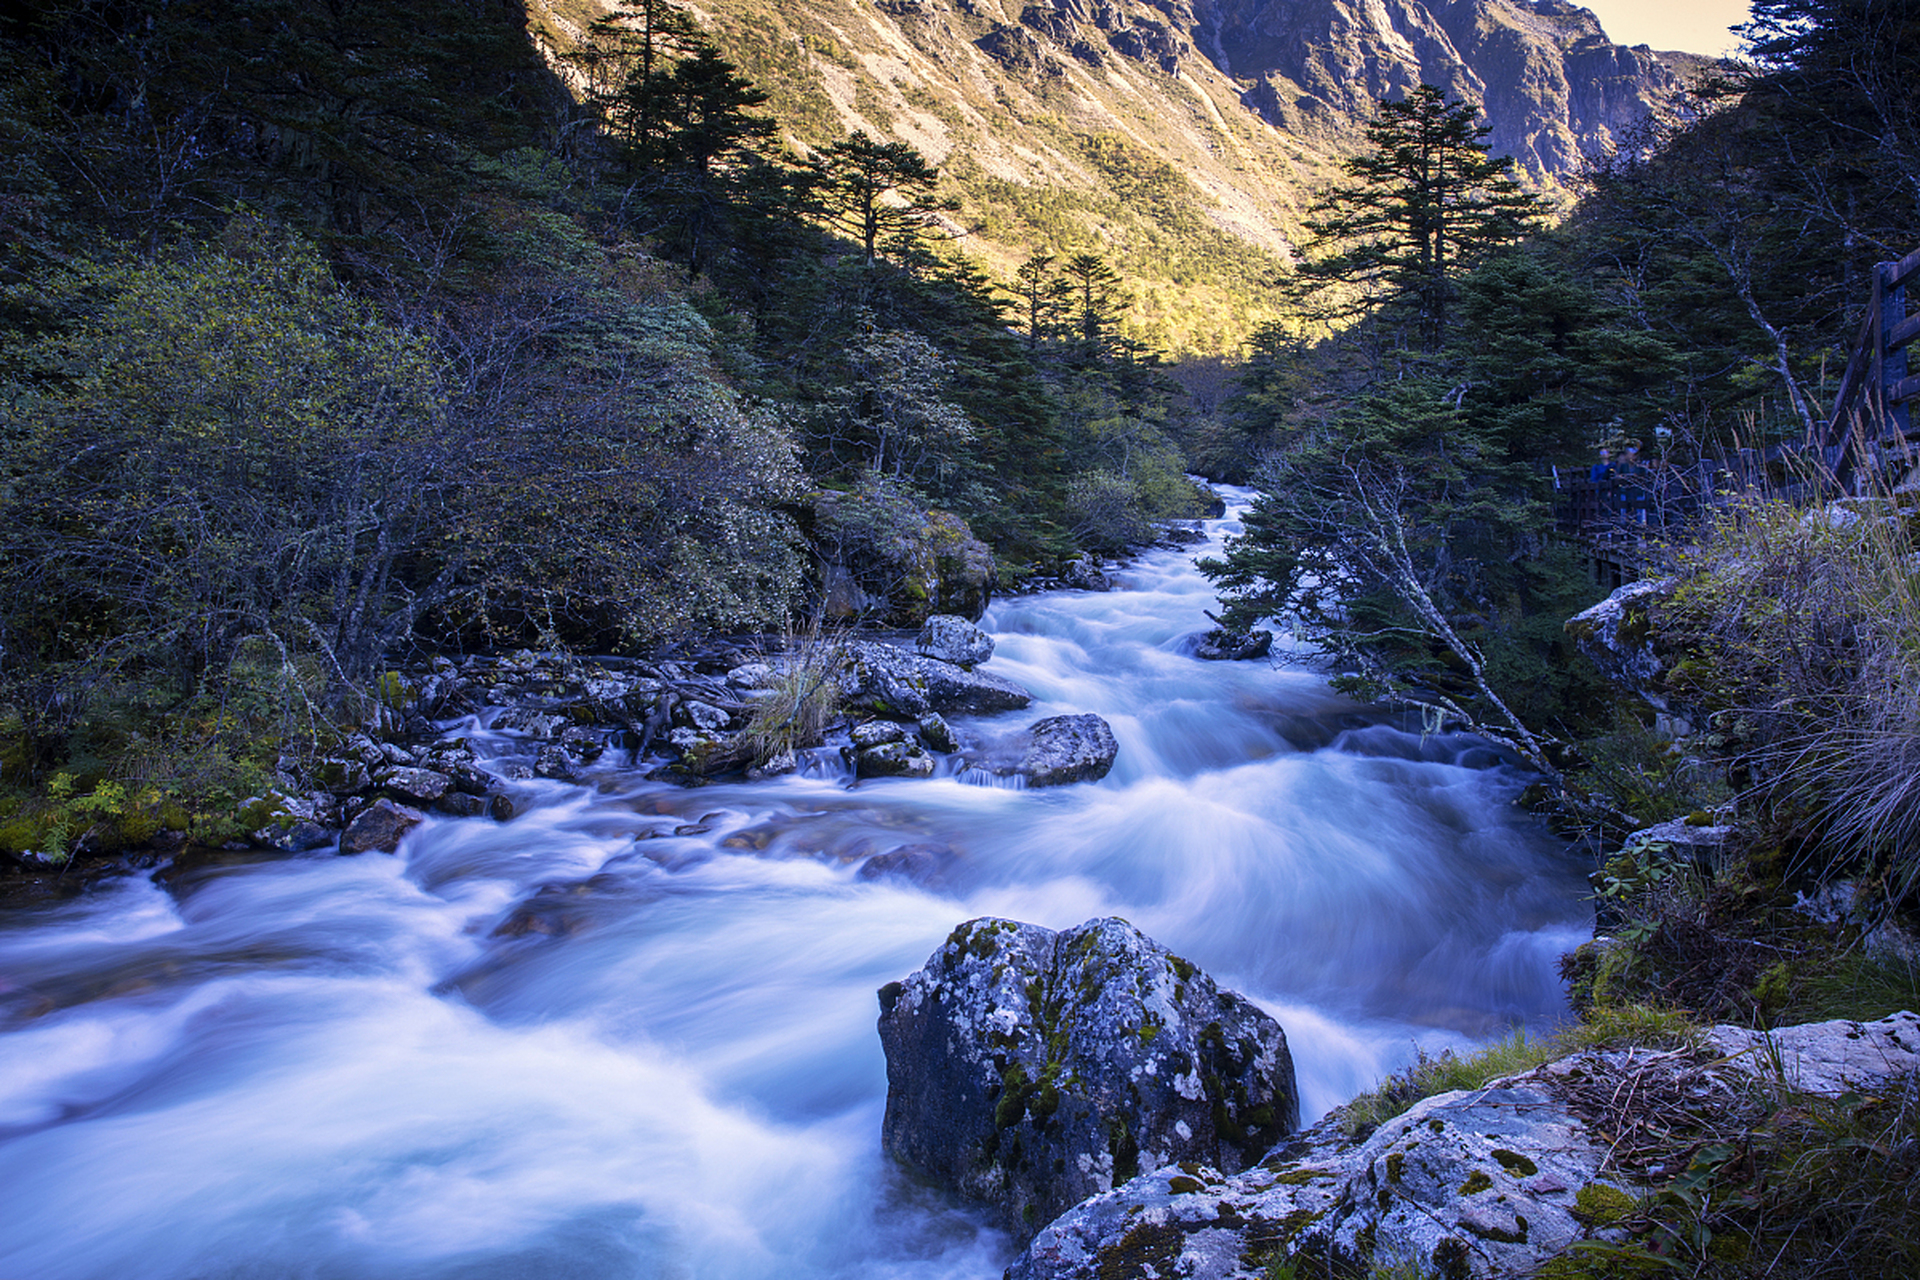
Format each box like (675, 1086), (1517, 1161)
(0, 495), (1588, 1279)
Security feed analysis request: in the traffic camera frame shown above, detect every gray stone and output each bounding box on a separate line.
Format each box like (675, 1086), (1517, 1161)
(1061, 556), (1110, 592)
(1010, 715), (1119, 787)
(917, 614), (995, 669)
(851, 720), (911, 749)
(1565, 578), (1687, 726)
(879, 916), (1298, 1243)
(340, 799), (424, 855)
(1706, 1011), (1920, 1095)
(435, 792), (489, 818)
(841, 641), (1031, 717)
(854, 740), (937, 779)
(284, 821), (336, 852)
(727, 662), (777, 689)
(1011, 1011), (1920, 1280)
(494, 707), (568, 739)
(380, 766), (451, 804)
(917, 711), (958, 753)
(533, 744), (580, 781)
(676, 699), (733, 732)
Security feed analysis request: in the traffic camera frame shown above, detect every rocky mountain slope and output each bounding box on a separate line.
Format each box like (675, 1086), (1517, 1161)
(528, 0), (1714, 352)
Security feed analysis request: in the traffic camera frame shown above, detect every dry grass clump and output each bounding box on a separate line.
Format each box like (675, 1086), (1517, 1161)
(1665, 485), (1920, 909)
(1546, 1046), (1920, 1278)
(733, 625), (848, 767)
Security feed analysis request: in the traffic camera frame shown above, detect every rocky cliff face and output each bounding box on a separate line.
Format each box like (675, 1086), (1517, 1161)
(1206, 0), (1710, 179)
(531, 0), (1711, 350)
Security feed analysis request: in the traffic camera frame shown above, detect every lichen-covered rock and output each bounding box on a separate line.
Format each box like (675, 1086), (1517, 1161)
(339, 798), (424, 855)
(1565, 578), (1682, 719)
(1010, 1012), (1920, 1279)
(853, 740), (937, 779)
(878, 916), (1299, 1242)
(917, 614), (995, 669)
(840, 641), (1031, 717)
(1706, 1011), (1920, 1094)
(916, 711), (958, 753)
(379, 766), (451, 804)
(851, 720), (910, 749)
(1009, 715), (1119, 787)
(1061, 556), (1110, 592)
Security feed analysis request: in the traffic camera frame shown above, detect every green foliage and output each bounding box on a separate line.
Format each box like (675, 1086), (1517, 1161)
(1660, 492), (1920, 897)
(1299, 85), (1546, 352)
(1, 227), (448, 702)
(1336, 1028), (1560, 1138)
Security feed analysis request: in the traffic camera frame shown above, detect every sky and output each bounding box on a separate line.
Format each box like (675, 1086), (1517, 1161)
(1576, 1), (1752, 56)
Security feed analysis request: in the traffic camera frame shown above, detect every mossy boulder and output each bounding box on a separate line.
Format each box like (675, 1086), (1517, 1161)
(811, 487), (995, 627)
(877, 916), (1299, 1243)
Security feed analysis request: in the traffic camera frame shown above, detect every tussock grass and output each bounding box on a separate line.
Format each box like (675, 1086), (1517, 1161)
(734, 625), (848, 768)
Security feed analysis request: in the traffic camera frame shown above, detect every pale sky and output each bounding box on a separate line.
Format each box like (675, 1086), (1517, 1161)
(1577, 1), (1752, 56)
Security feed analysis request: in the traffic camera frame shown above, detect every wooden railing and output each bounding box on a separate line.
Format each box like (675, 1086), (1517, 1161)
(1822, 244), (1920, 490)
(1556, 246), (1920, 572)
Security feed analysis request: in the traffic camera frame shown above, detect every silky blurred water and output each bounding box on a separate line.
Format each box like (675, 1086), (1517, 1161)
(0, 493), (1587, 1279)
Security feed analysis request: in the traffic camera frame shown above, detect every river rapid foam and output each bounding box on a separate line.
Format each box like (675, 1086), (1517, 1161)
(0, 492), (1587, 1279)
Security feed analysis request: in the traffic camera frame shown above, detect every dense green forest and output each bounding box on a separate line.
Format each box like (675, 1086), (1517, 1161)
(4, 0), (1920, 932)
(0, 0), (1211, 854)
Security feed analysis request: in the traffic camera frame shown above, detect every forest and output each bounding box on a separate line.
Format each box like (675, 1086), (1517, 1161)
(1, 0), (1918, 946)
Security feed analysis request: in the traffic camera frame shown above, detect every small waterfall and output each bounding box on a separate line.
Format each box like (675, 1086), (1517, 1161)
(0, 490), (1587, 1280)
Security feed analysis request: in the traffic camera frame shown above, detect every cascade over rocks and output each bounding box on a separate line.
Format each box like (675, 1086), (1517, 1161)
(877, 916), (1300, 1242)
(1010, 1011), (1920, 1279)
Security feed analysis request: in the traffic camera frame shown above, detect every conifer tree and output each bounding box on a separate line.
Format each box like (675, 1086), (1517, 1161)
(804, 135), (956, 266)
(1302, 85), (1545, 352)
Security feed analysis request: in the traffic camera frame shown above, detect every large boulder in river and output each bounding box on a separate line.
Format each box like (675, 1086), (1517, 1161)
(917, 614), (994, 669)
(840, 641), (1031, 718)
(1009, 714), (1118, 787)
(878, 917), (1299, 1242)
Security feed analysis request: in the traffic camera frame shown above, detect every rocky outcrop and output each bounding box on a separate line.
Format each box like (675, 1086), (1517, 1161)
(878, 916), (1299, 1242)
(917, 614), (995, 669)
(1010, 1011), (1920, 1279)
(840, 640), (1032, 718)
(812, 487), (995, 627)
(1212, 0), (1707, 179)
(1002, 714), (1120, 787)
(1565, 577), (1691, 727)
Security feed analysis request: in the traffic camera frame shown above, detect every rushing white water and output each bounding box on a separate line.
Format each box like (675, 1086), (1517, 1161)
(0, 495), (1588, 1280)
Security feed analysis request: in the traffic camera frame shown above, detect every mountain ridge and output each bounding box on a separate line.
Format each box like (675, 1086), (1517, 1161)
(529, 0), (1715, 353)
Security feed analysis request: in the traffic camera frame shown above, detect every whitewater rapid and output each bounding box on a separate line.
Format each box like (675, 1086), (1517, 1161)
(0, 494), (1588, 1279)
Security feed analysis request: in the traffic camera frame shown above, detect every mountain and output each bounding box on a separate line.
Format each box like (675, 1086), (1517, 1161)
(527, 0), (1713, 353)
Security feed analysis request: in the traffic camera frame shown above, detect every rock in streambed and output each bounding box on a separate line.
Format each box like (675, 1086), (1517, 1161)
(877, 916), (1299, 1241)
